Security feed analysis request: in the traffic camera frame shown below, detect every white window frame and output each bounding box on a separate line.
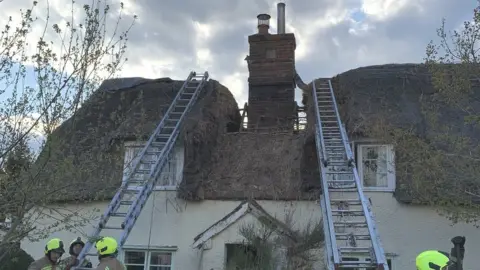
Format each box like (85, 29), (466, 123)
(123, 140), (184, 191)
(121, 247), (176, 269)
(356, 144), (395, 192)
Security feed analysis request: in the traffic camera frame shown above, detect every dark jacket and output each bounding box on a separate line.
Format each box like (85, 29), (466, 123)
(27, 256), (61, 270)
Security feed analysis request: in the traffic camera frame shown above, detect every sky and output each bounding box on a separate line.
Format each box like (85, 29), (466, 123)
(0, 0), (476, 152)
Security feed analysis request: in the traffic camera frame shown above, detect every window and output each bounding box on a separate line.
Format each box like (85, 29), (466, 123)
(340, 256), (393, 270)
(356, 144), (395, 191)
(225, 243), (259, 269)
(123, 141), (184, 190)
(266, 48), (276, 58)
(123, 249), (174, 269)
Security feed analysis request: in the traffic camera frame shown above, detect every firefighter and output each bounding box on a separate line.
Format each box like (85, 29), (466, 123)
(60, 237), (93, 269)
(28, 238), (65, 270)
(94, 236), (126, 270)
(416, 250), (450, 270)
(416, 236), (466, 270)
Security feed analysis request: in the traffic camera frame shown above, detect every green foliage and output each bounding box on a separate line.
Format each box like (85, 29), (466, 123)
(0, 0), (137, 252)
(355, 6), (480, 226)
(226, 213), (324, 270)
(421, 6), (480, 225)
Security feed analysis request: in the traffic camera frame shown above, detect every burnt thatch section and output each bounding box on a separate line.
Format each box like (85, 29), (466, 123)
(32, 77), (241, 202)
(179, 132), (320, 200)
(305, 64), (480, 205)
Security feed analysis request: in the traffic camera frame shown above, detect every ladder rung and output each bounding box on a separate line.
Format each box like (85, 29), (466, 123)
(329, 188), (358, 192)
(140, 160), (156, 165)
(100, 225), (123, 230)
(110, 213), (127, 217)
(331, 210), (364, 215)
(120, 201), (133, 205)
(334, 221), (367, 226)
(337, 263), (380, 268)
(336, 233), (371, 240)
(327, 180), (354, 183)
(331, 199), (361, 204)
(339, 246), (371, 251)
(151, 142), (165, 148)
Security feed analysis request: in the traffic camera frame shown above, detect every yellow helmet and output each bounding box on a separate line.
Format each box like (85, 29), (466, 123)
(44, 238), (65, 254)
(95, 236), (118, 256)
(416, 250), (450, 270)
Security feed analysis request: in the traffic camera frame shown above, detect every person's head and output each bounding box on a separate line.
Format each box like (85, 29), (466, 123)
(416, 250), (450, 270)
(44, 238), (65, 263)
(95, 236), (119, 259)
(69, 237), (85, 256)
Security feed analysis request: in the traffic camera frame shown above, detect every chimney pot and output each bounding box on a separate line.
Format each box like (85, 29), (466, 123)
(257, 13), (271, 34)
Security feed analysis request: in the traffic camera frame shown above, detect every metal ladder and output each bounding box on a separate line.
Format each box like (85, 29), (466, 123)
(313, 78), (389, 270)
(73, 71), (209, 269)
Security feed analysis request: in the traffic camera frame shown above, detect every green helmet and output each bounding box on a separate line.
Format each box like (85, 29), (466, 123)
(416, 250), (450, 270)
(44, 238), (65, 255)
(95, 236), (118, 256)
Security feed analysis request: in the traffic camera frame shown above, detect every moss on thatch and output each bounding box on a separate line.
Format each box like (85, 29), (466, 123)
(179, 132), (320, 200)
(32, 78), (241, 202)
(304, 64), (480, 206)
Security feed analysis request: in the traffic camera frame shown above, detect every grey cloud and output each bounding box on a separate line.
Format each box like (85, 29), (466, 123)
(296, 0), (474, 84)
(2, 0), (475, 105)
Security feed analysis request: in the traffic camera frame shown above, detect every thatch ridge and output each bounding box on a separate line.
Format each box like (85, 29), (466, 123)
(32, 77), (241, 203)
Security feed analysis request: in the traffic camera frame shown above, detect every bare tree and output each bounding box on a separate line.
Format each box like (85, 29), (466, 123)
(0, 0), (136, 259)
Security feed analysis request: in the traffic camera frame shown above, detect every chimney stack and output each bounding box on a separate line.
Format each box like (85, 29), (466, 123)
(257, 14), (271, 34)
(277, 3), (285, 34)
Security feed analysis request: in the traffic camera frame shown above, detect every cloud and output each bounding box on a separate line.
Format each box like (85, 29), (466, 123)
(0, 0), (475, 107)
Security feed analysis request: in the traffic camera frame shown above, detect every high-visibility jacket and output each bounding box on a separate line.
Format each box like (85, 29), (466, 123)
(416, 250), (450, 270)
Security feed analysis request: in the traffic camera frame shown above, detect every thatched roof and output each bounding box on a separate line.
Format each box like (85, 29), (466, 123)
(33, 63), (480, 207)
(179, 132), (320, 200)
(32, 77), (241, 202)
(305, 64), (480, 205)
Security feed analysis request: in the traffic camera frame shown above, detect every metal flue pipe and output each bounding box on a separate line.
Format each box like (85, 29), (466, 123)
(277, 3), (286, 34)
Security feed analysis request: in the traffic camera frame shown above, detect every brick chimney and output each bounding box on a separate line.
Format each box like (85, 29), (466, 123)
(246, 3), (296, 131)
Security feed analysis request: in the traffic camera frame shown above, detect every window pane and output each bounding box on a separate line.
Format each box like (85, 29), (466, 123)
(125, 251), (146, 264)
(150, 251), (172, 265)
(126, 266), (146, 270)
(361, 146), (388, 187)
(150, 267), (171, 270)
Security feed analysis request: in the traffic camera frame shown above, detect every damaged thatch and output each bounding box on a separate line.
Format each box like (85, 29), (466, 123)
(32, 77), (241, 202)
(305, 63), (480, 206)
(179, 132), (320, 200)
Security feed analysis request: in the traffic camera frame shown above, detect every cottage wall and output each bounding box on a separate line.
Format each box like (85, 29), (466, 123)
(20, 193), (480, 270)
